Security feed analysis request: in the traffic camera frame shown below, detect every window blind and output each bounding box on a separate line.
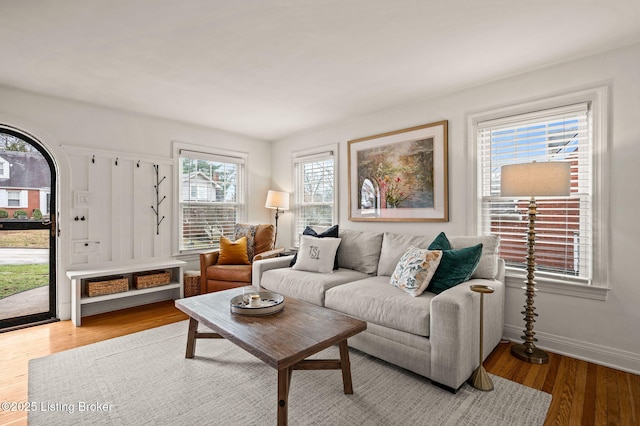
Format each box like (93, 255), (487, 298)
(178, 151), (245, 252)
(293, 151), (335, 238)
(478, 102), (592, 283)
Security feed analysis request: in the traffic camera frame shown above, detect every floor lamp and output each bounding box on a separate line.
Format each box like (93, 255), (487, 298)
(265, 190), (289, 247)
(501, 161), (571, 364)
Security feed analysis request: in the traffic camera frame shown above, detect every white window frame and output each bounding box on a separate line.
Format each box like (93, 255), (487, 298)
(291, 144), (338, 240)
(467, 87), (609, 300)
(173, 142), (248, 255)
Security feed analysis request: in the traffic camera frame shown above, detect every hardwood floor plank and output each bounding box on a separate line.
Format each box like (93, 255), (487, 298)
(606, 365), (621, 425)
(1, 301), (639, 426)
(568, 359), (588, 425)
(582, 362), (597, 426)
(595, 364), (609, 426)
(619, 368), (636, 426)
(542, 351), (562, 394)
(630, 372), (640, 425)
(546, 357), (575, 426)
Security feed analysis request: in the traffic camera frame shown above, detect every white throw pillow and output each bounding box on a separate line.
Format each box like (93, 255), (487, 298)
(389, 246), (443, 297)
(292, 235), (342, 273)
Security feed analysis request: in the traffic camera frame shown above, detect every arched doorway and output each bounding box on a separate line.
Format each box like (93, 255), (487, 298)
(0, 127), (57, 330)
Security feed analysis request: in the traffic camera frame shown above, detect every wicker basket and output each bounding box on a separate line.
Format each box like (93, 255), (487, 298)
(184, 270), (201, 297)
(133, 270), (171, 289)
(86, 276), (129, 297)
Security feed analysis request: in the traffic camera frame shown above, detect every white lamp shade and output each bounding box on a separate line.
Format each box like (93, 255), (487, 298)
(265, 190), (289, 210)
(501, 162), (571, 197)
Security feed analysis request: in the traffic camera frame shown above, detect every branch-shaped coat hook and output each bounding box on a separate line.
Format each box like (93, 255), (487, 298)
(115, 157), (119, 166)
(91, 155), (95, 164)
(151, 164), (166, 235)
(137, 160), (140, 168)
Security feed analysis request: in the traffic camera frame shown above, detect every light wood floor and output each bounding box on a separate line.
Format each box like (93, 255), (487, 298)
(1, 301), (638, 426)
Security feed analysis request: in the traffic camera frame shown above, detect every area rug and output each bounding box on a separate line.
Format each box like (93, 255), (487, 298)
(29, 321), (551, 425)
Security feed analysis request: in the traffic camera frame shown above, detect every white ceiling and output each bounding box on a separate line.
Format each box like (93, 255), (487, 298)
(1, 1), (639, 141)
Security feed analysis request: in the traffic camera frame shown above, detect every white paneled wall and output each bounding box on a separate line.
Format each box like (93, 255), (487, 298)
(64, 146), (173, 266)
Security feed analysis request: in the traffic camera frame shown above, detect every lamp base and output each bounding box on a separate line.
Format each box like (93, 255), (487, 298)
(511, 343), (549, 364)
(469, 365), (494, 391)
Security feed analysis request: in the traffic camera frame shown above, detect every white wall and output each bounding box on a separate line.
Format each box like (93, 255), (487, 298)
(0, 85), (272, 320)
(272, 43), (640, 373)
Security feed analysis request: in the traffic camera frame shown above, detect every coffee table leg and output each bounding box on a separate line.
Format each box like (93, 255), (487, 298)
(185, 317), (198, 359)
(339, 340), (354, 394)
(277, 366), (292, 426)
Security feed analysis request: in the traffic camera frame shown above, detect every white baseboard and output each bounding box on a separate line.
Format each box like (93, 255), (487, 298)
(503, 324), (640, 375)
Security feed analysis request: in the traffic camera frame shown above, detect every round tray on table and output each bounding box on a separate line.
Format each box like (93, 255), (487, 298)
(230, 291), (285, 316)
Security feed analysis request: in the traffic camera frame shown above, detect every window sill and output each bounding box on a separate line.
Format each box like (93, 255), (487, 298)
(505, 270), (609, 301)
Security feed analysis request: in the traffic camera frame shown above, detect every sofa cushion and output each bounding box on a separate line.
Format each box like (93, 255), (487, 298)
(217, 236), (250, 265)
(389, 246), (442, 297)
(290, 225), (339, 269)
(337, 229), (384, 275)
(325, 276), (434, 337)
(206, 264), (252, 282)
(292, 236), (342, 273)
(377, 232), (433, 276)
(377, 232), (500, 280)
(260, 267), (369, 306)
(253, 224), (275, 257)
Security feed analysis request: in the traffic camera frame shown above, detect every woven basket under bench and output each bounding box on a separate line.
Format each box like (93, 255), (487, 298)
(85, 276), (129, 297)
(133, 270), (171, 289)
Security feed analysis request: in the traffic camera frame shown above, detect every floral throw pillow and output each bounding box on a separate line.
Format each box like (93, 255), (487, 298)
(389, 246), (443, 297)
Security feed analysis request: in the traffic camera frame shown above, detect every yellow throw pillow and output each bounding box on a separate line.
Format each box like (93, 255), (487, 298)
(217, 236), (251, 265)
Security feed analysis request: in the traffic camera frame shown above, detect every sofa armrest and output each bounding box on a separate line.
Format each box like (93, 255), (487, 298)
(200, 251), (220, 293)
(253, 247), (285, 262)
(429, 274), (505, 390)
(252, 255), (294, 288)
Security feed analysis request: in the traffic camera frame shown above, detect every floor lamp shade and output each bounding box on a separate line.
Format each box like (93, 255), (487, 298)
(501, 162), (571, 197)
(265, 190), (290, 211)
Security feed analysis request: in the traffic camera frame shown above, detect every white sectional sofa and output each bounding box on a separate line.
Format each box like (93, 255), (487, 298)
(253, 229), (505, 392)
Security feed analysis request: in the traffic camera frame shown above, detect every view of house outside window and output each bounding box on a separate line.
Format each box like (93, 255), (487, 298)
(293, 149), (336, 238)
(178, 150), (245, 252)
(477, 103), (593, 284)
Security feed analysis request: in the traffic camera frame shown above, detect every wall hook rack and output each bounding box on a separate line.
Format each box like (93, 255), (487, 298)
(151, 164), (166, 235)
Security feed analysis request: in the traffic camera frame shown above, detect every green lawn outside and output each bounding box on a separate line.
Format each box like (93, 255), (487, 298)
(0, 229), (49, 248)
(0, 264), (49, 299)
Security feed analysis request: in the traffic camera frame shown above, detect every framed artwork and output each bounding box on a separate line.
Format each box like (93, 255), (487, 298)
(348, 120), (448, 222)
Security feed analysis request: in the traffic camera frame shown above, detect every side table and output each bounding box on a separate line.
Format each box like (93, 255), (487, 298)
(469, 284), (495, 391)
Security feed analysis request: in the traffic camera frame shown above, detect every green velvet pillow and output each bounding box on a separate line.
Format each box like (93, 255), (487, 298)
(427, 233), (483, 295)
(429, 232), (451, 251)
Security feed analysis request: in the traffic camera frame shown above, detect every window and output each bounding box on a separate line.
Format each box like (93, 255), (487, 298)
(0, 156), (9, 179)
(177, 148), (246, 253)
(292, 146), (337, 238)
(471, 88), (608, 291)
(7, 190), (21, 207)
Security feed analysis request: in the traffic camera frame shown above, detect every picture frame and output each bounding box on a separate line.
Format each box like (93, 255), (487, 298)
(348, 120), (448, 222)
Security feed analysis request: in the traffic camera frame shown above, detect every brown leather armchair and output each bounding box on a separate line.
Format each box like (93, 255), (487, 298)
(200, 224), (284, 293)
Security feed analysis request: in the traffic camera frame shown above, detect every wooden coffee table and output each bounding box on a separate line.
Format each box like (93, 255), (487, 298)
(175, 287), (367, 426)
